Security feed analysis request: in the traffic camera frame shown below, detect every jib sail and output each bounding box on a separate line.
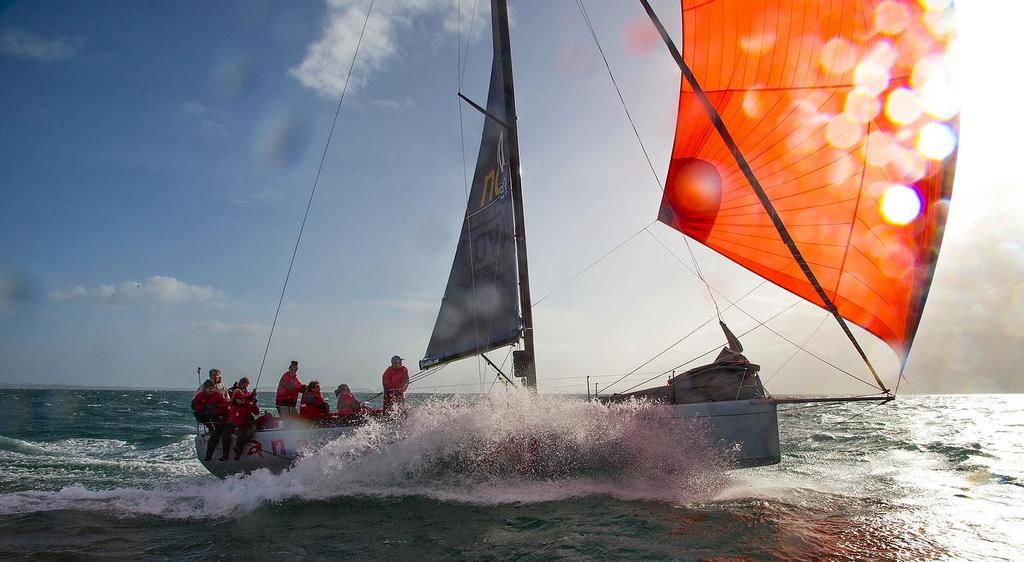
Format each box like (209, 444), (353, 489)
(420, 9), (521, 370)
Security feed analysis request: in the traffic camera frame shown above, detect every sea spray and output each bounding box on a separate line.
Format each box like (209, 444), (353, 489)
(0, 391), (730, 518)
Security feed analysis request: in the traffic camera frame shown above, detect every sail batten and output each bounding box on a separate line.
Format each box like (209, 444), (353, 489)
(653, 0), (959, 364)
(420, 3), (522, 370)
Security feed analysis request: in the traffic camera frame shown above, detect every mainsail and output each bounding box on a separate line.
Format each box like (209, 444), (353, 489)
(421, 8), (521, 369)
(655, 0), (959, 362)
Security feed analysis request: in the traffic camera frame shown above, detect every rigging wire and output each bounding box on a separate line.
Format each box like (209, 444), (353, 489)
(601, 279), (769, 394)
(574, 0), (662, 193)
(458, 0), (480, 90)
(644, 226), (877, 390)
(532, 220), (654, 307)
(254, 0), (375, 390)
(574, 0), (733, 361)
(614, 297), (802, 395)
(763, 311), (830, 385)
(456, 0), (485, 392)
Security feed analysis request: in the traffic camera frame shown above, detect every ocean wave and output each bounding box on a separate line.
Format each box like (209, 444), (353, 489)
(0, 392), (730, 518)
(0, 435), (58, 457)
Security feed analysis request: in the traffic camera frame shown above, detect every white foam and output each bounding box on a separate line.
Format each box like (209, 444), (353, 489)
(0, 391), (730, 519)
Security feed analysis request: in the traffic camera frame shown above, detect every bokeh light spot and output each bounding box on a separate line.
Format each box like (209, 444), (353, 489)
(845, 88), (882, 123)
(880, 184), (923, 225)
(885, 87), (923, 124)
(875, 1), (911, 35)
(820, 37), (856, 75)
(825, 114), (865, 149)
(854, 59), (891, 95)
(865, 131), (897, 166)
(917, 122), (957, 160)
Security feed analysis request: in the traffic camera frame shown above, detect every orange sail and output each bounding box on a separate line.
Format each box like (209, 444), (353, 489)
(658, 0), (958, 360)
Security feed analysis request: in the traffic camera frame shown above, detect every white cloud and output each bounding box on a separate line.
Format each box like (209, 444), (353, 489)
(290, 0), (488, 97)
(0, 28), (75, 61)
(370, 96), (415, 112)
(181, 101), (206, 114)
(52, 275), (223, 305)
(205, 321), (268, 334)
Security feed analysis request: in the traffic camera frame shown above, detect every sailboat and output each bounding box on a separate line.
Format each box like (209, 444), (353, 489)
(195, 0), (958, 476)
(416, 0), (958, 468)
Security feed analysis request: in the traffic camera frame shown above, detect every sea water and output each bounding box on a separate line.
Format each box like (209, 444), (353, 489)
(0, 389), (1020, 561)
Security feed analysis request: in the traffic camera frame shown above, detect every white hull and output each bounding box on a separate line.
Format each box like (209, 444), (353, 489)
(195, 399), (779, 477)
(194, 420), (358, 478)
(654, 399), (780, 467)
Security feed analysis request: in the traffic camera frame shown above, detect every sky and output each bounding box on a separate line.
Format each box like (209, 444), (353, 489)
(0, 0), (1020, 394)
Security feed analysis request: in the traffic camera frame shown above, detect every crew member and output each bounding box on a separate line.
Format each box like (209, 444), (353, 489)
(192, 380), (231, 462)
(299, 380), (330, 420)
(196, 368), (228, 400)
(275, 360), (306, 416)
(382, 355), (409, 413)
(334, 384), (361, 417)
(227, 377), (259, 461)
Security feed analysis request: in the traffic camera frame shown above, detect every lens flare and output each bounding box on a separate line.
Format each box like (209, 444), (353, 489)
(917, 122), (957, 160)
(820, 37), (856, 75)
(880, 184), (923, 225)
(885, 88), (923, 125)
(874, 1), (911, 35)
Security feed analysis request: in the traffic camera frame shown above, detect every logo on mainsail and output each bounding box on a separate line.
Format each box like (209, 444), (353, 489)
(478, 130), (510, 211)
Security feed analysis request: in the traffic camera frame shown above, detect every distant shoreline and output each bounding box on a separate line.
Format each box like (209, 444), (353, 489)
(0, 383), (375, 393)
(0, 385), (1017, 395)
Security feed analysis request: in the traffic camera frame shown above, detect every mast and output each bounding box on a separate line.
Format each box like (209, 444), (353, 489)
(494, 0), (537, 389)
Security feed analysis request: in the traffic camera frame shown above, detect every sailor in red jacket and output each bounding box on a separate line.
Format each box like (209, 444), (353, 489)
(192, 380), (231, 462)
(382, 355), (409, 413)
(299, 380), (331, 421)
(334, 384), (362, 418)
(275, 360), (306, 416)
(227, 377), (259, 461)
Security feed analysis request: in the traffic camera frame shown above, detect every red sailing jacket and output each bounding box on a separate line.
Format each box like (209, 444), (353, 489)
(336, 392), (360, 416)
(193, 390), (229, 419)
(382, 366), (409, 392)
(276, 371), (305, 406)
(228, 389), (258, 427)
(300, 389), (330, 419)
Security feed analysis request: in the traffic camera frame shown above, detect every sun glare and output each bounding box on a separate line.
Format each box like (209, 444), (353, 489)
(880, 184), (923, 225)
(917, 122), (957, 160)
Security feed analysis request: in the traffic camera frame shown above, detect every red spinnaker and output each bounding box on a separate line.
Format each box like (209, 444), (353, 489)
(659, 0), (958, 359)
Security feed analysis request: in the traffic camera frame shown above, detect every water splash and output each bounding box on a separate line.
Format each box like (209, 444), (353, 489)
(0, 392), (729, 519)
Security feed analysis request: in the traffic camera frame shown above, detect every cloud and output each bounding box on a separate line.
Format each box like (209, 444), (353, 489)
(204, 321), (268, 334)
(202, 321), (299, 337)
(0, 28), (76, 61)
(290, 0), (488, 97)
(370, 96), (415, 112)
(52, 275), (223, 305)
(181, 101), (206, 115)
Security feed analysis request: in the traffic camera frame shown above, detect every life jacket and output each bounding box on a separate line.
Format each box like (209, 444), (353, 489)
(194, 391), (229, 420)
(276, 371), (305, 406)
(228, 388), (258, 427)
(382, 366), (409, 392)
(300, 390), (330, 419)
(336, 392), (360, 416)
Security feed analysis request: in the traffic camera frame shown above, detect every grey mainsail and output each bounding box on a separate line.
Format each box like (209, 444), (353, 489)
(420, 19), (521, 370)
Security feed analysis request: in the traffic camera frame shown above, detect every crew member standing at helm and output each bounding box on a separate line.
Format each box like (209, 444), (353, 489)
(382, 355), (409, 413)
